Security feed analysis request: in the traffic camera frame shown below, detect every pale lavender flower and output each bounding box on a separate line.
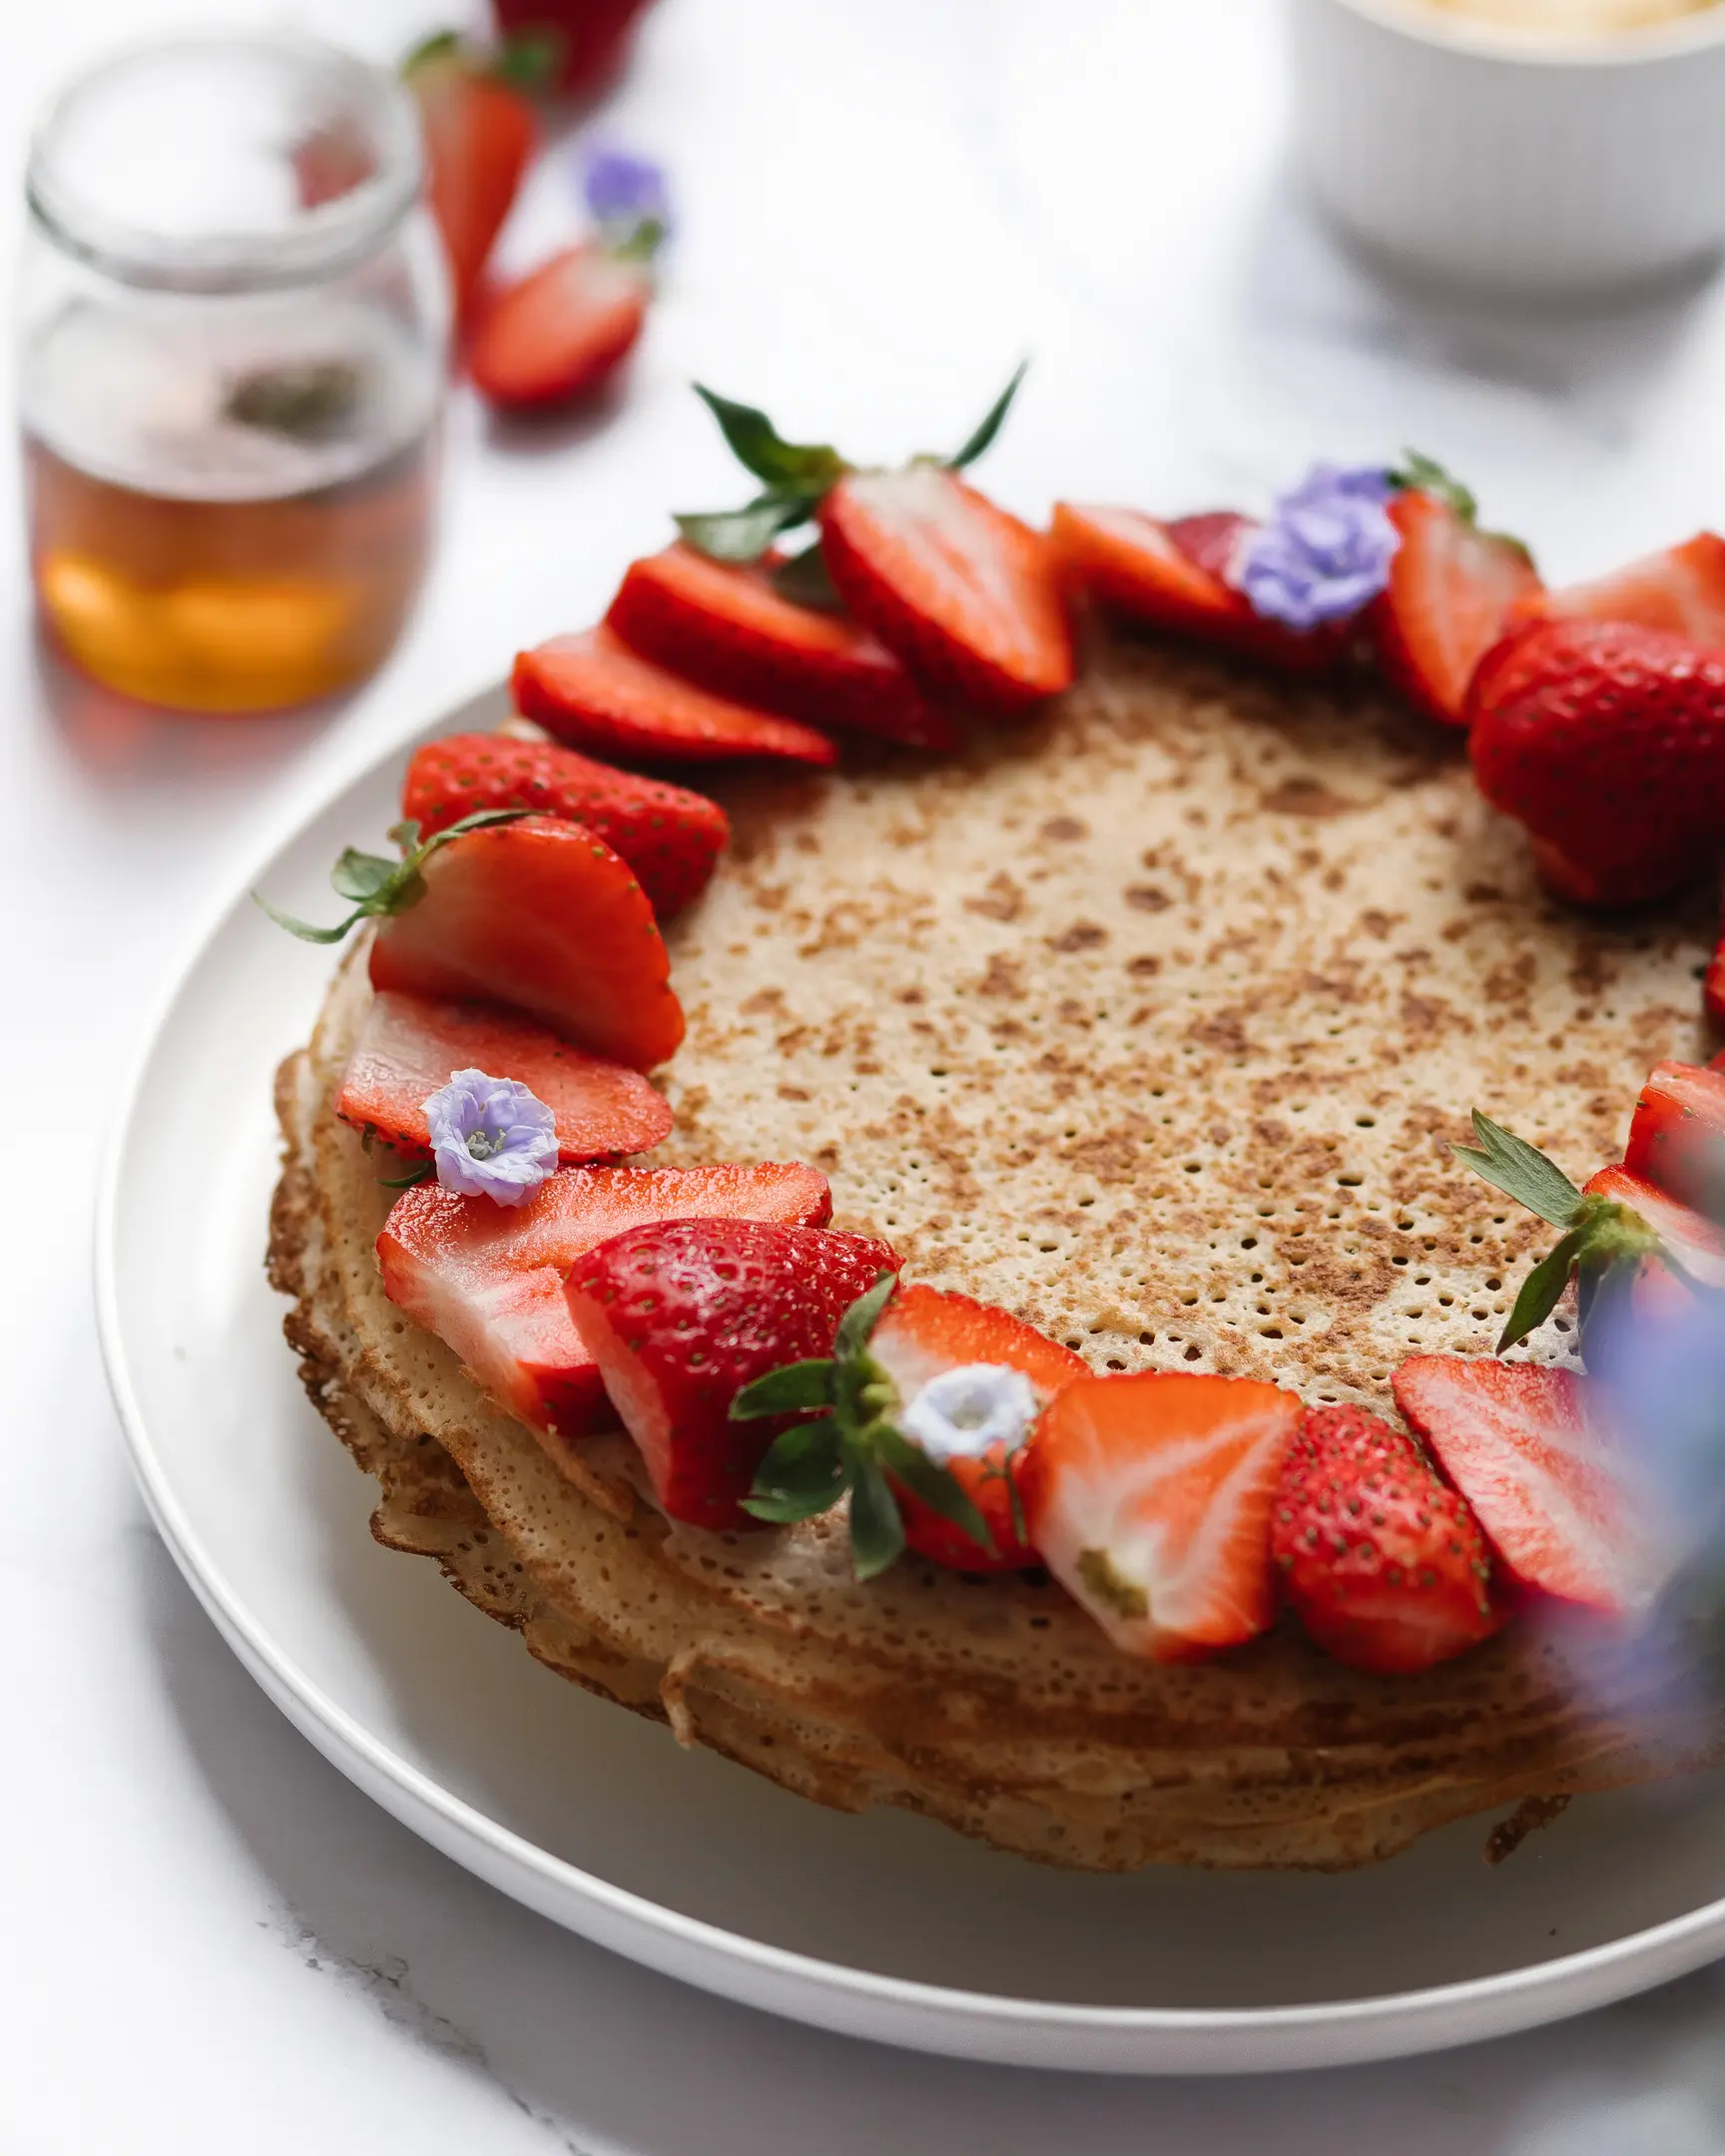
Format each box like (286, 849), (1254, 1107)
(581, 148), (671, 257)
(424, 1069), (557, 1206)
(1236, 462), (1400, 631)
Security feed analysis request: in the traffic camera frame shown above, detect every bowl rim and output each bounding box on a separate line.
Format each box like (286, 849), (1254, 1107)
(1319, 0), (1725, 67)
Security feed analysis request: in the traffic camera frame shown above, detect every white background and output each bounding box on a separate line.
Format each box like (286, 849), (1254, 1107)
(13, 0), (1725, 2146)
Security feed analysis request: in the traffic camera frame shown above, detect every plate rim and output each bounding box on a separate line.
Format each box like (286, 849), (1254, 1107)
(94, 680), (1725, 2075)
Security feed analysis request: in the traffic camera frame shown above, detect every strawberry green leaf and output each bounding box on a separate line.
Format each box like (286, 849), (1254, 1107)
(401, 29), (461, 75)
(834, 1273), (898, 1362)
(329, 846), (398, 901)
(691, 386), (847, 493)
(730, 1357), (837, 1420)
(489, 27), (563, 90)
(873, 1423), (995, 1555)
(675, 495), (811, 565)
(1390, 448), (1478, 525)
(946, 359), (1028, 472)
(255, 808), (527, 945)
(742, 1417), (849, 1522)
(849, 1454), (906, 1580)
(771, 539), (843, 614)
(1497, 1226), (1584, 1350)
(1451, 1111), (1584, 1229)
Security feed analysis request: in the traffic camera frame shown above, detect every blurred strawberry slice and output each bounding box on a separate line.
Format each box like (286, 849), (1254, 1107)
(1393, 1355), (1670, 1618)
(469, 243), (652, 409)
(1582, 1164), (1725, 1291)
(1622, 1060), (1725, 1223)
(1508, 533), (1725, 651)
(1370, 485), (1543, 725)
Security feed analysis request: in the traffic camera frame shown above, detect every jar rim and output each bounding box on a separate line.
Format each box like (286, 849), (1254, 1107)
(25, 29), (424, 294)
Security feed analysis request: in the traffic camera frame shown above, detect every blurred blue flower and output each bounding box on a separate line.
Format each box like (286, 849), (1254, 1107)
(1238, 462), (1400, 631)
(582, 148), (671, 257)
(424, 1068), (557, 1206)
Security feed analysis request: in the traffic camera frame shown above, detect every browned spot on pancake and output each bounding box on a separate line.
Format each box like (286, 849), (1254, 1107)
(1040, 815), (1089, 841)
(1049, 921), (1108, 952)
(1261, 777), (1364, 817)
(965, 871), (1025, 922)
(1125, 884), (1171, 912)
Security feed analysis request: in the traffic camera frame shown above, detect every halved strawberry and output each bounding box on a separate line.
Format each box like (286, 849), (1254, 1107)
(1272, 1403), (1500, 1674)
(1019, 1372), (1304, 1660)
(819, 468), (1074, 717)
(734, 1280), (1083, 1575)
(404, 35), (537, 328)
(492, 0), (650, 97)
(566, 1218), (899, 1529)
(513, 625), (838, 767)
(1622, 1060), (1725, 1223)
(259, 811), (683, 1069)
(1370, 478), (1542, 725)
(1508, 533), (1725, 651)
(1167, 511), (1255, 583)
(1050, 502), (1339, 674)
(1392, 1355), (1670, 1618)
(468, 243), (653, 410)
(377, 1161), (832, 1435)
(866, 1285), (1088, 1572)
(336, 988), (671, 1162)
(1710, 929), (1725, 1031)
(400, 731), (728, 915)
(1581, 1164), (1725, 1291)
(605, 543), (958, 751)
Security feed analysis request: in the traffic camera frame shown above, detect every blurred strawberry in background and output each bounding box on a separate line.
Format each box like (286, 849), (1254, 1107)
(491, 0), (656, 99)
(404, 32), (543, 328)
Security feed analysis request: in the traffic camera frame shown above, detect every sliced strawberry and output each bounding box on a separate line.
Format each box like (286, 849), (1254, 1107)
(1710, 931), (1725, 1030)
(1393, 1355), (1669, 1617)
(1050, 502), (1339, 675)
(865, 1285), (1088, 1572)
(1020, 1372), (1304, 1660)
(368, 815), (684, 1071)
(606, 543), (957, 751)
(1272, 1404), (1500, 1674)
(1581, 1164), (1725, 1291)
(1622, 1060), (1725, 1222)
(566, 1219), (899, 1530)
(404, 37), (537, 328)
(819, 468), (1074, 717)
(377, 1161), (832, 1436)
(336, 988), (671, 1162)
(468, 243), (652, 410)
(514, 625), (838, 767)
(1508, 533), (1725, 651)
(1370, 488), (1543, 725)
(400, 732), (727, 915)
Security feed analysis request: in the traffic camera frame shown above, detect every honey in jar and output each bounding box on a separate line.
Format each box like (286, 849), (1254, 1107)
(20, 32), (448, 714)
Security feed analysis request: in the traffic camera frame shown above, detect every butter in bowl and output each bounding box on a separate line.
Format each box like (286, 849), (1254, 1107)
(1291, 0), (1725, 300)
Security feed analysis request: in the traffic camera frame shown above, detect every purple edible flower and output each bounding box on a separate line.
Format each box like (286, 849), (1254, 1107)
(423, 1069), (557, 1207)
(581, 148), (671, 255)
(1236, 462), (1401, 632)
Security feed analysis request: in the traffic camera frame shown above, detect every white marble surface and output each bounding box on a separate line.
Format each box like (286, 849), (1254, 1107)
(14, 0), (1725, 2143)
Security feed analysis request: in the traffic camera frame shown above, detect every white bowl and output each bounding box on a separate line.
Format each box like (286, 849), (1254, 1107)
(1290, 0), (1725, 299)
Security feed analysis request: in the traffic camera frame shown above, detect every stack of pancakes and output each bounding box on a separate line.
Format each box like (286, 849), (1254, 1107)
(270, 636), (1725, 1870)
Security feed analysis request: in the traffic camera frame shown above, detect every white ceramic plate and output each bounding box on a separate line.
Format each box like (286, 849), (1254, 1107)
(99, 682), (1725, 2075)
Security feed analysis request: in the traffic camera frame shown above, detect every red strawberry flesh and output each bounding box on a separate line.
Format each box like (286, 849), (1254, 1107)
(367, 815), (685, 1071)
(1581, 1164), (1725, 1291)
(336, 988), (672, 1162)
(513, 624), (839, 767)
(820, 467), (1074, 716)
(376, 1161), (833, 1436)
(606, 544), (958, 751)
(401, 731), (728, 917)
(468, 243), (652, 411)
(566, 1217), (899, 1529)
(1622, 1060), (1725, 1223)
(1509, 533), (1725, 652)
(1370, 488), (1543, 726)
(1392, 1355), (1670, 1617)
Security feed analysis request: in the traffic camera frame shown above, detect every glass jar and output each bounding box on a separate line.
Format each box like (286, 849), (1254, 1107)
(20, 31), (448, 714)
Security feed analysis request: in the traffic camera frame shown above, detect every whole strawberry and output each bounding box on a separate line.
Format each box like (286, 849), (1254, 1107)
(564, 1218), (899, 1529)
(401, 732), (727, 915)
(1466, 618), (1725, 906)
(1272, 1404), (1499, 1675)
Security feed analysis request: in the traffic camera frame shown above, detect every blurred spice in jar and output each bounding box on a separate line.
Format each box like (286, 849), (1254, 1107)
(20, 32), (448, 714)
